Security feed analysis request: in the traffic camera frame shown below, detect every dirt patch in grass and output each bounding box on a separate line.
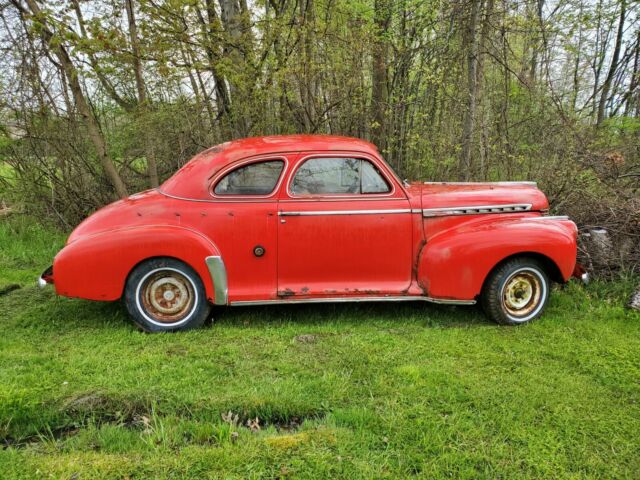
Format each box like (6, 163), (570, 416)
(62, 392), (151, 423)
(0, 284), (20, 296)
(1, 392), (327, 449)
(220, 408), (326, 432)
(1, 392), (152, 449)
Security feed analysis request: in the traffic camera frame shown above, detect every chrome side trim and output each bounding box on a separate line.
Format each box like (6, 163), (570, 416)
(158, 188), (217, 203)
(424, 181), (537, 186)
(205, 256), (228, 305)
(527, 215), (570, 221)
(422, 203), (532, 217)
(230, 296), (476, 306)
(279, 209), (412, 216)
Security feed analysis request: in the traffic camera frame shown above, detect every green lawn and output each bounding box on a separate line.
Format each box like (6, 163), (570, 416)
(0, 216), (639, 479)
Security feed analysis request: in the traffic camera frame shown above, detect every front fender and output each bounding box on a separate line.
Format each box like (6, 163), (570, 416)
(53, 225), (221, 302)
(418, 216), (577, 300)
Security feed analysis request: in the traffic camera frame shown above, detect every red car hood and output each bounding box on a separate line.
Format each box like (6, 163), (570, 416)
(418, 182), (549, 211)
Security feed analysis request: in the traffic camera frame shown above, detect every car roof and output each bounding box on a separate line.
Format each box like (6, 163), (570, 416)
(160, 135), (380, 199)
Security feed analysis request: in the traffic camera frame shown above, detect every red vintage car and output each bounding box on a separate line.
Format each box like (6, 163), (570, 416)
(39, 135), (585, 332)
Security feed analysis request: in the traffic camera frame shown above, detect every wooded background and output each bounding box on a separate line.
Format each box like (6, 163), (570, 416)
(0, 0), (638, 272)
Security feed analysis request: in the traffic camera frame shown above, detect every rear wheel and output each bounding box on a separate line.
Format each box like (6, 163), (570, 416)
(481, 257), (550, 325)
(124, 258), (211, 332)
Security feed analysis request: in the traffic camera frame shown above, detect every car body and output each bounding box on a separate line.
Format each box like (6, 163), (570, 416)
(40, 135), (583, 331)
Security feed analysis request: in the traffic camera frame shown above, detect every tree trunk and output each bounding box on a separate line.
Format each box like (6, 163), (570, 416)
(571, 2), (584, 113)
(477, 0), (493, 179)
(71, 0), (135, 112)
(459, 0), (481, 181)
(597, 0), (626, 125)
(125, 0), (159, 188)
(624, 31), (640, 117)
(125, 0), (146, 106)
(204, 0), (232, 120)
(218, 0), (252, 135)
(371, 0), (392, 151)
(13, 0), (128, 198)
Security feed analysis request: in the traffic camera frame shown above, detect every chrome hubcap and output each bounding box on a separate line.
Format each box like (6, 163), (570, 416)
(502, 271), (542, 317)
(142, 271), (195, 323)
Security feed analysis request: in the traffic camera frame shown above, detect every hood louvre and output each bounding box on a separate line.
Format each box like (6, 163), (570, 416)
(422, 203), (532, 217)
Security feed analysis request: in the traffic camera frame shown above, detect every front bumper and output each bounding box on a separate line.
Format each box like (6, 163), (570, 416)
(38, 265), (54, 288)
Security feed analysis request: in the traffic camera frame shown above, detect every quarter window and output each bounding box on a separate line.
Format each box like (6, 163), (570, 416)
(290, 158), (390, 195)
(214, 160), (284, 196)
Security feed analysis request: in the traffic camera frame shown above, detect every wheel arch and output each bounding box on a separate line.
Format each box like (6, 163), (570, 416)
(53, 225), (223, 302)
(124, 254), (208, 294)
(479, 251), (563, 298)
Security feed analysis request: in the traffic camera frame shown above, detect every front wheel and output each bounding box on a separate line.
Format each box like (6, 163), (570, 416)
(481, 258), (550, 326)
(124, 258), (211, 332)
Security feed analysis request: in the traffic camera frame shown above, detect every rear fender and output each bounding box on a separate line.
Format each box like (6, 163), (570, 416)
(53, 225), (221, 302)
(418, 217), (577, 300)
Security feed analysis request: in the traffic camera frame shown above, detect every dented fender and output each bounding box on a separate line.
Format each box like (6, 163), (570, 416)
(53, 225), (221, 301)
(417, 216), (577, 300)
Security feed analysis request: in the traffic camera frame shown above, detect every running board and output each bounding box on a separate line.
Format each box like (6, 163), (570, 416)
(230, 296), (476, 306)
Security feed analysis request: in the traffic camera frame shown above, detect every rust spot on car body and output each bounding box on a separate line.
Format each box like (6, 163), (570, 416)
(300, 287), (310, 294)
(278, 288), (295, 297)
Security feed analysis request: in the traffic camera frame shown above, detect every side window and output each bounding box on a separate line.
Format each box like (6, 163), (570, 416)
(361, 160), (390, 193)
(290, 157), (390, 195)
(214, 160), (284, 196)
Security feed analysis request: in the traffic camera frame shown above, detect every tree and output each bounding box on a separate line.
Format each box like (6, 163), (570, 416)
(9, 0), (129, 199)
(125, 0), (159, 187)
(459, 0), (481, 180)
(371, 0), (392, 150)
(597, 0), (626, 125)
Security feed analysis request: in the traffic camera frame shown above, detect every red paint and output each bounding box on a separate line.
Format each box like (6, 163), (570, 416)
(46, 135), (578, 305)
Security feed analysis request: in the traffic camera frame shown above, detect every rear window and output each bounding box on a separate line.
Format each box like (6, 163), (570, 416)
(214, 160), (284, 196)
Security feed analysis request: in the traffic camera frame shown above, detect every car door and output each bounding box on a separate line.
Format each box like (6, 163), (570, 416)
(277, 153), (413, 297)
(203, 156), (288, 302)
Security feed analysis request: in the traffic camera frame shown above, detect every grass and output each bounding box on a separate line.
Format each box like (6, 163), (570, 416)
(0, 215), (639, 479)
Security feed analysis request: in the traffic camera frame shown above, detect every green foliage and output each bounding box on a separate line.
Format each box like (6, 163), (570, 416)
(0, 0), (638, 227)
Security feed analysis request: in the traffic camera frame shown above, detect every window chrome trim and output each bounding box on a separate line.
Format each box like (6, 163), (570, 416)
(205, 256), (228, 305)
(278, 209), (412, 217)
(209, 156), (288, 200)
(285, 152), (398, 199)
(422, 203), (532, 217)
(158, 189), (278, 204)
(230, 296), (476, 306)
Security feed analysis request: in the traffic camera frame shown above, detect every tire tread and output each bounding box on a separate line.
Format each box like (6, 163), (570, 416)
(481, 257), (549, 326)
(124, 258), (211, 332)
